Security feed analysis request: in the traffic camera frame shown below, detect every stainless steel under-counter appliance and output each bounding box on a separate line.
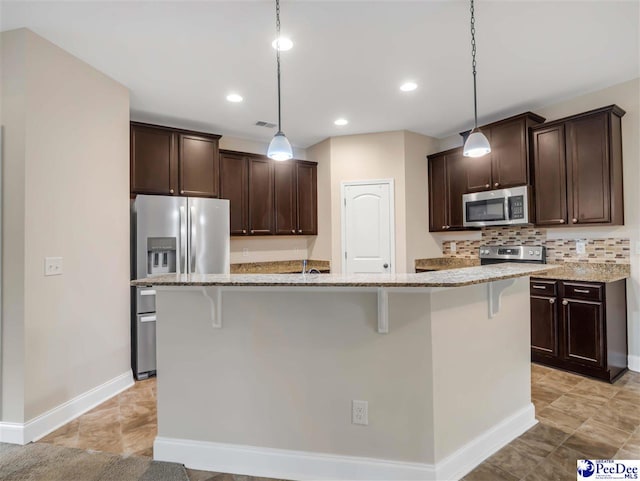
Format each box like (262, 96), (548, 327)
(463, 185), (531, 227)
(131, 195), (230, 379)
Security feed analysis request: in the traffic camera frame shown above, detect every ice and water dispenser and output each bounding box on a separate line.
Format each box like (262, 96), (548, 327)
(146, 237), (177, 275)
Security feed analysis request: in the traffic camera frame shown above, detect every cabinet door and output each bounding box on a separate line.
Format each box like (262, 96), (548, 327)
(464, 129), (493, 192)
(274, 162), (297, 235)
(428, 154), (448, 232)
(566, 112), (611, 224)
(219, 153), (248, 235)
(447, 150), (467, 229)
(561, 298), (604, 367)
(179, 134), (220, 198)
(532, 125), (568, 226)
(130, 124), (178, 195)
(296, 162), (318, 235)
(491, 119), (528, 188)
(531, 296), (559, 357)
(248, 157), (274, 235)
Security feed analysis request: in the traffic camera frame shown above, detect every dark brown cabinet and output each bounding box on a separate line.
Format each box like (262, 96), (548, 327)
(530, 277), (627, 382)
(219, 150), (318, 237)
(130, 123), (178, 195)
(248, 157), (275, 235)
(461, 112), (545, 192)
(428, 147), (466, 231)
(219, 152), (249, 235)
(532, 105), (625, 227)
(130, 122), (221, 198)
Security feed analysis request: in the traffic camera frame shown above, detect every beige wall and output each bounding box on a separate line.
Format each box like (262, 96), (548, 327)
(307, 138), (332, 262)
(435, 78), (640, 363)
(1, 29), (131, 421)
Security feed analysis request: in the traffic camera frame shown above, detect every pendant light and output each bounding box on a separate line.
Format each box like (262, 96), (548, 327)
(267, 0), (293, 161)
(463, 0), (491, 158)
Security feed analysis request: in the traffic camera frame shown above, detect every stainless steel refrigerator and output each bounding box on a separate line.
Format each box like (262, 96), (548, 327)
(131, 195), (230, 380)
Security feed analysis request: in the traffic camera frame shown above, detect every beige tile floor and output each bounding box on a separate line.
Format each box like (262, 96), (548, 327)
(38, 365), (640, 481)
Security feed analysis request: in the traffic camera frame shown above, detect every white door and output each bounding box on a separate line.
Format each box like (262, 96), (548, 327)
(342, 180), (394, 274)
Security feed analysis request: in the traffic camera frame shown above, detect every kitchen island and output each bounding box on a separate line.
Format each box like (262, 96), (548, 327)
(133, 263), (558, 481)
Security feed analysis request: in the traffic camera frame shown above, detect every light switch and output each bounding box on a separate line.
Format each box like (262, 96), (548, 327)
(45, 257), (63, 276)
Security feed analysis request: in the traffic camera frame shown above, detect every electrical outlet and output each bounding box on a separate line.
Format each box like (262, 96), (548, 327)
(45, 257), (63, 276)
(635, 241), (640, 256)
(242, 248), (249, 257)
(450, 241), (457, 253)
(575, 240), (586, 255)
(352, 400), (368, 425)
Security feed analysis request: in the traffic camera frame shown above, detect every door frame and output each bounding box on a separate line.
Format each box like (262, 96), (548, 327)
(340, 179), (396, 275)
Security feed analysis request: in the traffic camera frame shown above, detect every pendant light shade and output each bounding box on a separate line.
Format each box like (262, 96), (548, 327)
(267, 131), (293, 161)
(463, 0), (491, 159)
(267, 0), (293, 161)
(464, 129), (491, 158)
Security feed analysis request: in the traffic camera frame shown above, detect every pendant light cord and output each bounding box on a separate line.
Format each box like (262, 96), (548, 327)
(470, 0), (478, 129)
(275, 0), (283, 132)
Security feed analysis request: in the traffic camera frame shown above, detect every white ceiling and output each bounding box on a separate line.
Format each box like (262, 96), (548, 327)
(2, 1), (638, 148)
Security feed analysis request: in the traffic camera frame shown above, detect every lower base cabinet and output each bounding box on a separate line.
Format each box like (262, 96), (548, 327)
(530, 277), (627, 382)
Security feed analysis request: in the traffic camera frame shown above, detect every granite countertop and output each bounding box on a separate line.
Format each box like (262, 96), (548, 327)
(532, 262), (630, 283)
(415, 257), (480, 271)
(231, 259), (330, 274)
(132, 263), (560, 288)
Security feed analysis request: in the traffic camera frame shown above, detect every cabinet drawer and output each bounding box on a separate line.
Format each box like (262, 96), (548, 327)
(562, 282), (603, 301)
(530, 279), (557, 296)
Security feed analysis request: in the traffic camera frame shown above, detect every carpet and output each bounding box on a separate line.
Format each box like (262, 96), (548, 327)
(0, 442), (190, 481)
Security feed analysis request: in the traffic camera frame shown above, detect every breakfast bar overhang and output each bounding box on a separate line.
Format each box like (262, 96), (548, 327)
(133, 264), (558, 481)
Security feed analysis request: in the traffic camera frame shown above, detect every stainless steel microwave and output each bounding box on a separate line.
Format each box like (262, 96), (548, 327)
(463, 185), (530, 227)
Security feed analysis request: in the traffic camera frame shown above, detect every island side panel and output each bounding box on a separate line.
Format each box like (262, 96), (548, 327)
(429, 277), (534, 465)
(154, 288), (436, 467)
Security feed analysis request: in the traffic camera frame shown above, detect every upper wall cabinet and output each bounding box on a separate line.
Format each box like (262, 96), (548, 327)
(427, 147), (467, 232)
(219, 150), (318, 236)
(130, 122), (221, 198)
(532, 105), (625, 227)
(461, 112), (546, 192)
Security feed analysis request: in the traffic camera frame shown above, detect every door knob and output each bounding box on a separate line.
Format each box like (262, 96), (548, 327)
(562, 300), (569, 305)
(383, 263), (389, 268)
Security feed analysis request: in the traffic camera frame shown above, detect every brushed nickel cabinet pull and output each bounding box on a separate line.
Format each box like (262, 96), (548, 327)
(169, 189), (174, 194)
(574, 288), (590, 294)
(562, 300), (569, 305)
(485, 183), (490, 188)
(549, 298), (555, 304)
(532, 285), (546, 289)
(572, 218), (578, 223)
(559, 219), (565, 224)
(494, 182), (500, 187)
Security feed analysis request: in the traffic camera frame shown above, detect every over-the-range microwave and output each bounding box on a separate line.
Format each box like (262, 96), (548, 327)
(463, 185), (531, 227)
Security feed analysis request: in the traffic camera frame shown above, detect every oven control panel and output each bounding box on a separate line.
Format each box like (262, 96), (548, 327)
(479, 245), (546, 263)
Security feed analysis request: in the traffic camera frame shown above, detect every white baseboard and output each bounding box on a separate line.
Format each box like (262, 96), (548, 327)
(435, 403), (537, 480)
(154, 403), (536, 481)
(629, 354), (640, 373)
(0, 370), (133, 444)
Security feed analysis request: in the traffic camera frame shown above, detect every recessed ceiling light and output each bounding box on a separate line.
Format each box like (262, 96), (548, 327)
(334, 118), (349, 126)
(226, 93), (243, 103)
(400, 82), (418, 92)
(272, 37), (293, 51)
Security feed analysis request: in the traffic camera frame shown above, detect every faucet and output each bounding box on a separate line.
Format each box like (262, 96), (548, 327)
(302, 259), (307, 274)
(301, 260), (321, 275)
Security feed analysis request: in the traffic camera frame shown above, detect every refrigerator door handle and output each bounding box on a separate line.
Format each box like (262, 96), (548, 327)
(179, 204), (187, 275)
(190, 203), (197, 273)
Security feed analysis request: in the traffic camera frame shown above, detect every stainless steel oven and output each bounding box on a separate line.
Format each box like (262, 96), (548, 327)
(463, 185), (530, 227)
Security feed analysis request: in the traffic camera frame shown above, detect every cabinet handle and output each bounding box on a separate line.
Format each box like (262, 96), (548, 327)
(169, 189), (174, 194)
(494, 182), (500, 187)
(485, 183), (490, 188)
(298, 229), (302, 233)
(250, 229), (255, 234)
(242, 229), (247, 234)
(549, 298), (555, 304)
(572, 218), (578, 223)
(532, 285), (546, 290)
(559, 219), (565, 224)
(562, 300), (569, 305)
(291, 229), (296, 234)
(180, 190), (185, 195)
(574, 288), (590, 294)
(441, 225), (447, 230)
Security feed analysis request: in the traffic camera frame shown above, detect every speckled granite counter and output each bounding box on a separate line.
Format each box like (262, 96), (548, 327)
(414, 257), (480, 271)
(133, 263), (559, 288)
(231, 259), (330, 274)
(532, 262), (630, 283)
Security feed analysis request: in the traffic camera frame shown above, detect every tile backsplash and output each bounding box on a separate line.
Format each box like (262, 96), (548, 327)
(442, 226), (630, 264)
